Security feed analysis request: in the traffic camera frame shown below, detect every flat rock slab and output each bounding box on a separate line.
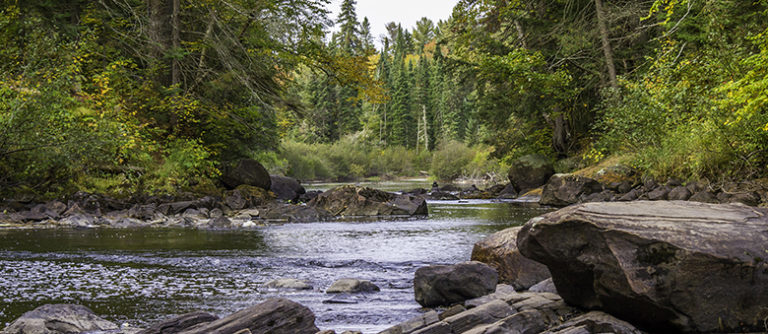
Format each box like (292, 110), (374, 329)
(518, 201), (768, 333)
(177, 298), (318, 334)
(137, 311), (218, 334)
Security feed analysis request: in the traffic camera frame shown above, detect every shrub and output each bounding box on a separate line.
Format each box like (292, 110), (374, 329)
(430, 141), (475, 181)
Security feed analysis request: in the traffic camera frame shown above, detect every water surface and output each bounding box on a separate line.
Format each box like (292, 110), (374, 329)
(0, 198), (548, 333)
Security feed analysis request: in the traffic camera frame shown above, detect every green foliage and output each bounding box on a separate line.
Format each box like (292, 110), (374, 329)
(430, 141), (475, 181)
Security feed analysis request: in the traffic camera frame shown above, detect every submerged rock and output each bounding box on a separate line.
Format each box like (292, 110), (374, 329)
(414, 261), (498, 307)
(471, 226), (551, 290)
(3, 304), (118, 334)
(326, 278), (380, 293)
(264, 278), (313, 290)
(309, 185), (427, 217)
(518, 201), (768, 333)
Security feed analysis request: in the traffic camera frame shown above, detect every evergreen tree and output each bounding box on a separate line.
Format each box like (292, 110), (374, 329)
(360, 17), (375, 53)
(337, 0), (361, 54)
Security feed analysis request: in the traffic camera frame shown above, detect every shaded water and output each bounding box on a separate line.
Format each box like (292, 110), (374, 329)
(0, 194), (549, 333)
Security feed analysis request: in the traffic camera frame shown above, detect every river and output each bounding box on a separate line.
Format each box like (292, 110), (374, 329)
(0, 181), (548, 333)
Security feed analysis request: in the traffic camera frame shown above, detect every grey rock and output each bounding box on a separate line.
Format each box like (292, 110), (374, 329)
(377, 311), (439, 334)
(442, 300), (516, 333)
(689, 190), (718, 203)
(528, 278), (557, 294)
(617, 188), (641, 201)
(542, 311), (643, 334)
(426, 191), (459, 201)
(646, 186), (671, 201)
(414, 261), (498, 307)
(220, 159), (271, 190)
(471, 227), (551, 290)
(264, 278), (312, 290)
(540, 174), (602, 207)
(137, 311), (218, 334)
(326, 278), (380, 293)
(667, 186), (692, 201)
(270, 175), (306, 201)
(176, 298), (318, 334)
(508, 154), (555, 193)
(518, 201), (768, 333)
(462, 309), (547, 334)
(3, 304), (118, 334)
(464, 284), (518, 309)
(728, 191), (761, 206)
(310, 186), (427, 217)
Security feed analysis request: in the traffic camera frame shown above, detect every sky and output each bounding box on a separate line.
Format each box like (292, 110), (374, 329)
(326, 0), (458, 46)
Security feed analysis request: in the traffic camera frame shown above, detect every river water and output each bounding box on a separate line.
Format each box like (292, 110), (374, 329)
(0, 182), (548, 333)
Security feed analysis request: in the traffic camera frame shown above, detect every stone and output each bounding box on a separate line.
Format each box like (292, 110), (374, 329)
(542, 311), (643, 334)
(426, 191), (459, 201)
(137, 311), (218, 334)
(442, 300), (516, 333)
(463, 284), (519, 309)
(508, 154), (555, 193)
(646, 186), (671, 201)
(177, 298), (318, 334)
(689, 190), (718, 203)
(3, 304), (118, 334)
(471, 227), (550, 290)
(496, 184), (518, 199)
(310, 185), (427, 217)
(540, 174), (602, 207)
(438, 305), (466, 320)
(517, 201), (768, 333)
(258, 203), (330, 223)
(326, 278), (380, 293)
(728, 191), (761, 206)
(263, 278), (312, 290)
(377, 311), (439, 334)
(414, 261), (498, 307)
(128, 204), (161, 221)
(220, 159), (271, 190)
(528, 278), (557, 294)
(299, 190), (322, 203)
(617, 188), (640, 201)
(224, 185), (274, 210)
(667, 186), (692, 201)
(462, 309), (547, 334)
(270, 175), (306, 201)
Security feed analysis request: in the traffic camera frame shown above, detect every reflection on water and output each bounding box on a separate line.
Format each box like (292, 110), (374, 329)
(0, 199), (549, 333)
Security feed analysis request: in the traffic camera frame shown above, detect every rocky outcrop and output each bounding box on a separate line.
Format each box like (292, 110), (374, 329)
(540, 174), (603, 207)
(220, 159), (271, 190)
(270, 175), (306, 201)
(380, 283), (639, 334)
(3, 304), (118, 334)
(471, 227), (551, 290)
(137, 311), (218, 334)
(177, 298), (319, 334)
(223, 185), (275, 210)
(326, 279), (380, 293)
(310, 185), (427, 217)
(508, 154), (555, 193)
(414, 261), (498, 307)
(517, 201), (768, 333)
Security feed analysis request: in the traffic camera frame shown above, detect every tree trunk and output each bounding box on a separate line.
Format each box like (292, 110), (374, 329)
(148, 0), (173, 86)
(594, 0), (618, 88)
(171, 0), (181, 87)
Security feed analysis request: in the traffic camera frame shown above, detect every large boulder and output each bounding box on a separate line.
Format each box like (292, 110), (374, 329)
(3, 304), (118, 334)
(471, 227), (551, 290)
(177, 298), (318, 334)
(223, 185), (275, 210)
(540, 174), (602, 207)
(270, 175), (306, 201)
(414, 261), (499, 307)
(137, 311), (219, 334)
(507, 155), (555, 193)
(220, 159), (271, 190)
(309, 185), (427, 217)
(517, 201), (768, 333)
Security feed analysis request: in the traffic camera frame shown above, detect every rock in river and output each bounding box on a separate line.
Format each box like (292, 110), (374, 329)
(414, 261), (498, 307)
(220, 159), (271, 190)
(326, 278), (380, 293)
(270, 175), (306, 201)
(264, 278), (313, 290)
(309, 185), (427, 217)
(540, 174), (602, 207)
(137, 311), (218, 334)
(507, 154), (555, 193)
(471, 226), (551, 290)
(517, 201), (768, 333)
(176, 298), (318, 334)
(3, 304), (118, 334)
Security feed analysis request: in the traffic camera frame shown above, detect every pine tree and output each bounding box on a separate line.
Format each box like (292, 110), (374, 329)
(360, 17), (375, 53)
(337, 0), (361, 54)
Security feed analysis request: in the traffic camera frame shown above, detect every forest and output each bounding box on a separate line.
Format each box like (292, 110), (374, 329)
(2, 0), (768, 199)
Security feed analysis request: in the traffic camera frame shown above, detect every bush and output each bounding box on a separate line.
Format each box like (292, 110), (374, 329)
(430, 141), (475, 181)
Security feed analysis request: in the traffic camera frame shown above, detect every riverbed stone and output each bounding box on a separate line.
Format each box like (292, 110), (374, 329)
(528, 278), (557, 294)
(508, 154), (555, 193)
(220, 159), (271, 190)
(540, 174), (602, 207)
(264, 278), (313, 290)
(471, 227), (551, 290)
(310, 185), (427, 217)
(177, 298), (318, 334)
(542, 311), (643, 334)
(137, 311), (218, 334)
(326, 278), (380, 293)
(270, 175), (306, 201)
(688, 190), (718, 203)
(462, 309), (547, 334)
(414, 261), (498, 307)
(667, 186), (692, 201)
(3, 304), (119, 334)
(646, 186), (671, 201)
(517, 201), (768, 333)
(378, 311), (440, 334)
(442, 300), (516, 333)
(463, 284), (518, 309)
